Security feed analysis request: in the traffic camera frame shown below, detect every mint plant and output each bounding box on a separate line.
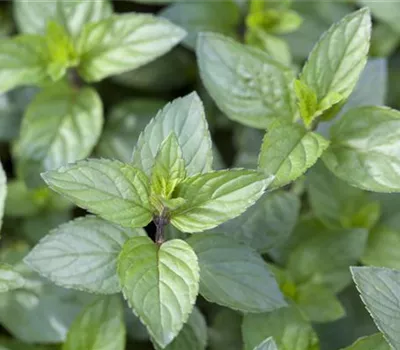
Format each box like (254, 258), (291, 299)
(1, 1), (400, 350)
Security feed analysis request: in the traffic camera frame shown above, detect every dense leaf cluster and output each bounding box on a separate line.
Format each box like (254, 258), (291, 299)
(1, 1), (400, 350)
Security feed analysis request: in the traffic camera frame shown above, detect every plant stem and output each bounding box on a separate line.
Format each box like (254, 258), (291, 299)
(154, 210), (169, 245)
(67, 68), (84, 89)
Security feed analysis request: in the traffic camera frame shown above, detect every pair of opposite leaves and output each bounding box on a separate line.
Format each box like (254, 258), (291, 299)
(26, 92), (284, 348)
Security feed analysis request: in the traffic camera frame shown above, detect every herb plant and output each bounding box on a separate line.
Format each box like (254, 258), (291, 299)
(1, 1), (400, 350)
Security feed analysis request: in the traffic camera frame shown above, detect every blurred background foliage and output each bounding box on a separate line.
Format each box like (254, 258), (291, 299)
(0, 0), (399, 349)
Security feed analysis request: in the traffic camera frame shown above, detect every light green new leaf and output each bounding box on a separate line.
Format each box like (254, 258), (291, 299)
(187, 234), (286, 313)
(197, 32), (297, 129)
(295, 283), (345, 323)
(0, 35), (49, 93)
(63, 296), (125, 350)
(151, 133), (186, 199)
(25, 216), (145, 294)
(77, 13), (186, 82)
(118, 236), (199, 348)
(253, 337), (278, 350)
(287, 227), (368, 292)
(294, 79), (318, 127)
(0, 264), (24, 292)
(17, 84), (103, 188)
(258, 120), (329, 189)
(307, 161), (380, 229)
(341, 333), (390, 350)
(96, 98), (166, 163)
(323, 106), (400, 192)
(44, 21), (78, 81)
(242, 306), (319, 350)
(0, 162), (5, 231)
(362, 225), (400, 270)
(42, 159), (153, 228)
(155, 307), (207, 350)
(351, 266), (400, 349)
(161, 1), (240, 49)
(300, 8), (371, 107)
(171, 169), (273, 233)
(210, 190), (300, 253)
(131, 92), (213, 177)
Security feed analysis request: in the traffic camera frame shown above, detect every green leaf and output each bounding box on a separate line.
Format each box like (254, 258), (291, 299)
(25, 216), (145, 294)
(351, 266), (400, 349)
(131, 92), (213, 177)
(317, 58), (388, 140)
(112, 47), (195, 92)
(151, 133), (186, 200)
(300, 8), (371, 106)
(171, 169), (273, 233)
(295, 283), (345, 323)
(362, 225), (400, 269)
(63, 296), (125, 350)
(17, 84), (103, 188)
(0, 246), (94, 343)
(0, 162), (5, 231)
(287, 226), (368, 292)
(323, 106), (400, 192)
(0, 264), (24, 293)
(187, 233), (286, 313)
(161, 1), (240, 49)
(253, 337), (278, 350)
(258, 120), (329, 189)
(358, 0), (400, 34)
(13, 0), (112, 36)
(76, 13), (186, 82)
(294, 79), (318, 127)
(208, 308), (242, 350)
(13, 1), (57, 34)
(156, 307), (207, 350)
(210, 190), (300, 253)
(56, 0), (113, 40)
(0, 35), (49, 93)
(242, 306), (319, 350)
(41, 159), (153, 228)
(197, 32), (297, 129)
(307, 161), (380, 229)
(96, 98), (166, 163)
(341, 333), (390, 350)
(117, 236), (199, 348)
